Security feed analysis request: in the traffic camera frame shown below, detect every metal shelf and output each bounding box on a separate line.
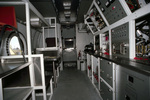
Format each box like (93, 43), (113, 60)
(36, 47), (59, 51)
(4, 87), (33, 100)
(0, 0), (50, 27)
(0, 62), (31, 79)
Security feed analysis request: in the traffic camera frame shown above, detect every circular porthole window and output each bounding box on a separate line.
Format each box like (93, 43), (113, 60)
(9, 36), (22, 55)
(6, 31), (27, 56)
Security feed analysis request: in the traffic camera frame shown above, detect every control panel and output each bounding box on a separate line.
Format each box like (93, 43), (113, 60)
(101, 31), (109, 55)
(96, 0), (127, 24)
(111, 22), (129, 58)
(89, 5), (106, 30)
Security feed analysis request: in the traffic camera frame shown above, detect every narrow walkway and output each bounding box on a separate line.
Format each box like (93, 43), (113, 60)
(51, 67), (101, 100)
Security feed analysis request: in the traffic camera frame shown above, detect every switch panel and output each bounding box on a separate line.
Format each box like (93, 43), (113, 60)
(96, 0), (127, 24)
(101, 31), (109, 55)
(111, 22), (129, 58)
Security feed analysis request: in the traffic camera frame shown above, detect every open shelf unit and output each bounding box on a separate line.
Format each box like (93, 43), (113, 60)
(0, 0), (55, 100)
(0, 62), (32, 100)
(4, 87), (32, 100)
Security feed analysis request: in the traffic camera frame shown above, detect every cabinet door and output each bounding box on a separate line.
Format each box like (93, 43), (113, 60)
(100, 59), (113, 87)
(100, 80), (113, 100)
(116, 66), (150, 100)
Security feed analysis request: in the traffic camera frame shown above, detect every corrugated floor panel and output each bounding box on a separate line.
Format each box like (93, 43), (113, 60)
(51, 67), (101, 100)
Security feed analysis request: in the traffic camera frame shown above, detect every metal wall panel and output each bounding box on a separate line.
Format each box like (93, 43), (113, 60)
(116, 65), (150, 100)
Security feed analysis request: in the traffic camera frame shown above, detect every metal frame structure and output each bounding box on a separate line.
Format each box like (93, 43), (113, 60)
(0, 1), (52, 100)
(86, 54), (92, 79)
(36, 17), (58, 51)
(0, 60), (32, 100)
(0, 54), (53, 100)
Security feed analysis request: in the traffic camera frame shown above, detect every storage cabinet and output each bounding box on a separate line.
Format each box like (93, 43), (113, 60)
(91, 56), (99, 89)
(116, 65), (150, 100)
(100, 59), (113, 87)
(100, 79), (113, 100)
(86, 54), (92, 80)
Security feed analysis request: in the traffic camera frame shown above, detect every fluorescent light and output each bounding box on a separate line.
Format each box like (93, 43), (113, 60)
(64, 6), (71, 9)
(64, 10), (71, 15)
(63, 1), (71, 7)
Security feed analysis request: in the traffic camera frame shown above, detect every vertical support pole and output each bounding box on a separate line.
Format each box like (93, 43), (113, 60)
(113, 63), (116, 100)
(0, 79), (3, 100)
(25, 2), (35, 100)
(94, 36), (96, 50)
(40, 55), (47, 100)
(87, 54), (89, 77)
(91, 55), (94, 84)
(99, 34), (102, 54)
(129, 20), (135, 59)
(55, 18), (58, 48)
(50, 78), (53, 95)
(109, 29), (112, 55)
(53, 61), (57, 88)
(42, 27), (45, 48)
(98, 58), (100, 90)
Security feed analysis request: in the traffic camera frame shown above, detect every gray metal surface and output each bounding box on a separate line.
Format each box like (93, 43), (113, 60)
(100, 59), (113, 87)
(100, 79), (113, 100)
(62, 49), (77, 62)
(51, 67), (101, 100)
(0, 62), (30, 78)
(116, 65), (150, 100)
(111, 22), (129, 58)
(93, 54), (150, 76)
(4, 87), (33, 100)
(96, 0), (127, 24)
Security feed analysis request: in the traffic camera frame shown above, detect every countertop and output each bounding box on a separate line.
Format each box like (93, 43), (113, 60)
(88, 53), (150, 76)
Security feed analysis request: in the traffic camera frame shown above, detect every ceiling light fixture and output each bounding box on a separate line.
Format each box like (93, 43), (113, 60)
(63, 1), (71, 7)
(63, 1), (71, 9)
(64, 10), (71, 15)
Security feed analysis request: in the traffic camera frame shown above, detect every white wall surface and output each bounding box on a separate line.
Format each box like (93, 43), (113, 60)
(76, 24), (94, 55)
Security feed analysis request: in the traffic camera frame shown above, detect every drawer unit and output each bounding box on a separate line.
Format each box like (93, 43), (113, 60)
(100, 79), (113, 100)
(100, 59), (113, 87)
(116, 65), (150, 100)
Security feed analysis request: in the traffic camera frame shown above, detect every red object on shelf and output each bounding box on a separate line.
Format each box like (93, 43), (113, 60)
(104, 52), (109, 55)
(134, 57), (142, 60)
(144, 58), (148, 60)
(0, 6), (17, 29)
(134, 57), (149, 60)
(88, 66), (91, 70)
